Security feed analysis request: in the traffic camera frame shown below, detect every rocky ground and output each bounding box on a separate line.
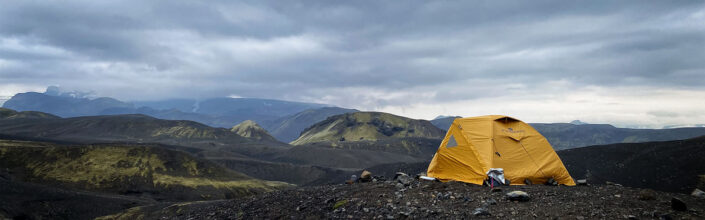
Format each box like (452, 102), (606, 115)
(103, 175), (705, 219)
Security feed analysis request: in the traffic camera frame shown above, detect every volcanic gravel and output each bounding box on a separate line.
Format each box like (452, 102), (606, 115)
(129, 178), (705, 219)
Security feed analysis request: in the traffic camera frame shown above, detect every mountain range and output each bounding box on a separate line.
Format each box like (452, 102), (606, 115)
(7, 90), (705, 151)
(2, 90), (356, 142)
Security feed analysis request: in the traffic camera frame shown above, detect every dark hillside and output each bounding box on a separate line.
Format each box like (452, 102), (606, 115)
(558, 135), (705, 193)
(0, 114), (250, 145)
(532, 123), (705, 150)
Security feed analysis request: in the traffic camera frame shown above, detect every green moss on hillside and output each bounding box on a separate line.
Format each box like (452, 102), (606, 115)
(0, 140), (291, 201)
(291, 112), (444, 145)
(230, 120), (277, 141)
(0, 107), (59, 119)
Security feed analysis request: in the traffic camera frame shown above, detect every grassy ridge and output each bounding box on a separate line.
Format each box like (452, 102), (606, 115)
(291, 112), (444, 145)
(0, 140), (291, 201)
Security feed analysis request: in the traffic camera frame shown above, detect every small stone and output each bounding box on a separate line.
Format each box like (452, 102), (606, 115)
(626, 215), (637, 220)
(576, 216), (585, 220)
(363, 208), (370, 213)
(360, 170), (372, 182)
(545, 178), (558, 186)
(691, 188), (705, 199)
(485, 198), (498, 205)
(395, 173), (414, 186)
(614, 194), (621, 198)
(394, 172), (408, 179)
(506, 191), (531, 202)
(671, 197), (687, 211)
(660, 213), (673, 220)
(576, 179), (588, 185)
(386, 215), (395, 219)
(638, 189), (656, 200)
(472, 207), (490, 216)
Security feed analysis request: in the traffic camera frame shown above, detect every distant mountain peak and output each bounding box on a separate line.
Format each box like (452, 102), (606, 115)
(570, 120), (588, 125)
(231, 120), (277, 141)
(43, 86), (96, 99)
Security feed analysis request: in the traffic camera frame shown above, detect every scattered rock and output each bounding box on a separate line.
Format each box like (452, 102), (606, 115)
(576, 179), (588, 185)
(415, 173), (425, 179)
(626, 215), (637, 220)
(638, 189), (656, 200)
(545, 178), (558, 186)
(691, 188), (705, 199)
(659, 213), (673, 220)
(395, 173), (414, 186)
(359, 170), (372, 182)
(472, 207), (490, 216)
(506, 191), (530, 202)
(394, 172), (408, 179)
(485, 198), (497, 205)
(670, 197), (687, 211)
(605, 181), (623, 187)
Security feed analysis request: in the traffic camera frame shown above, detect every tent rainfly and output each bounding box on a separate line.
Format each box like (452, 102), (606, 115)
(427, 115), (576, 186)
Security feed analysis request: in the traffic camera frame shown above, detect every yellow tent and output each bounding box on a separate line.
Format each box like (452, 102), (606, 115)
(427, 115), (575, 186)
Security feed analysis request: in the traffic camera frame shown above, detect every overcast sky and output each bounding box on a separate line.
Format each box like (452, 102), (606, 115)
(1, 1), (704, 128)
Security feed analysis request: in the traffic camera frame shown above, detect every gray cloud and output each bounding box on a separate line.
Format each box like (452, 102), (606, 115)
(1, 0), (704, 126)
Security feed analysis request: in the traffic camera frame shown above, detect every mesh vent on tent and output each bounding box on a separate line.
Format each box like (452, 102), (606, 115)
(446, 135), (458, 148)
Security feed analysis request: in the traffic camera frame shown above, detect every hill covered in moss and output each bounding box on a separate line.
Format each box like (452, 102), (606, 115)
(0, 139), (291, 202)
(231, 120), (277, 142)
(291, 112), (444, 145)
(0, 107), (59, 119)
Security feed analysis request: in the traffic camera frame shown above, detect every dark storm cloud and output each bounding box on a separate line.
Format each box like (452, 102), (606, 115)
(1, 0), (704, 110)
